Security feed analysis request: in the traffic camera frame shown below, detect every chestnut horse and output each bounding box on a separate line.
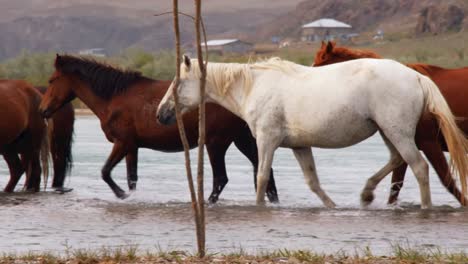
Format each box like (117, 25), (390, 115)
(314, 41), (468, 206)
(0, 80), (49, 192)
(36, 86), (75, 191)
(39, 55), (278, 203)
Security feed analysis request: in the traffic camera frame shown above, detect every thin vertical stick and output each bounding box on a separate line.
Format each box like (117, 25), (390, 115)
(194, 0), (207, 257)
(172, 0), (203, 255)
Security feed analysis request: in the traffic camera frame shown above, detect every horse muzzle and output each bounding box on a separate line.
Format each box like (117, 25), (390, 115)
(156, 104), (177, 125)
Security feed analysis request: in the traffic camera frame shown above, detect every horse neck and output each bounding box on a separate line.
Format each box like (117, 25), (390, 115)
(73, 80), (109, 118)
(205, 69), (249, 119)
(336, 48), (381, 61)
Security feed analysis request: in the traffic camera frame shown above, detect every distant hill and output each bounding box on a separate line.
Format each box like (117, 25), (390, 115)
(0, 0), (466, 60)
(256, 0), (468, 41)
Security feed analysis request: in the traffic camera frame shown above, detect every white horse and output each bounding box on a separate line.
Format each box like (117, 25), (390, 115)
(157, 55), (468, 209)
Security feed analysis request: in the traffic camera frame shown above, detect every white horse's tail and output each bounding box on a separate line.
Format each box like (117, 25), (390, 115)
(419, 75), (468, 199)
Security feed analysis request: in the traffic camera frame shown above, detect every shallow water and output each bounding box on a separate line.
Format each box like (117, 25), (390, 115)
(0, 116), (467, 255)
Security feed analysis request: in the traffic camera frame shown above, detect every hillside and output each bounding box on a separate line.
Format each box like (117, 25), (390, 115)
(0, 0), (467, 60)
(0, 0), (306, 59)
(256, 0), (468, 40)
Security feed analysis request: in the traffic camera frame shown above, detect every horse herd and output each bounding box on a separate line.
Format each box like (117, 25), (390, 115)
(2, 42), (467, 209)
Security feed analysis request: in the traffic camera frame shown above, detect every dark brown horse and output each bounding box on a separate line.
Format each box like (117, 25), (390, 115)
(35, 86), (74, 191)
(0, 80), (49, 192)
(314, 41), (468, 206)
(39, 54), (278, 203)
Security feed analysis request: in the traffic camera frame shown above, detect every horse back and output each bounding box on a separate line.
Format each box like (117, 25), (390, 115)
(0, 80), (42, 147)
(408, 64), (468, 132)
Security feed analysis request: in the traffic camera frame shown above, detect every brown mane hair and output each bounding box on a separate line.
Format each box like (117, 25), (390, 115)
(54, 55), (153, 100)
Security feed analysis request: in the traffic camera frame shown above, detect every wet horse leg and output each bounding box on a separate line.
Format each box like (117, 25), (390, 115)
(255, 135), (279, 205)
(3, 151), (25, 192)
(372, 132), (431, 209)
(420, 142), (467, 206)
(51, 145), (65, 188)
(233, 136), (279, 203)
(126, 148), (138, 191)
(361, 135), (404, 206)
(24, 150), (42, 192)
(387, 163), (408, 204)
(102, 142), (129, 199)
(206, 142), (230, 204)
(293, 147), (336, 208)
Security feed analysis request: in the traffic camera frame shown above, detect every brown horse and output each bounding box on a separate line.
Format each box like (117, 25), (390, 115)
(39, 54), (278, 203)
(35, 86), (74, 191)
(314, 41), (468, 206)
(0, 80), (49, 192)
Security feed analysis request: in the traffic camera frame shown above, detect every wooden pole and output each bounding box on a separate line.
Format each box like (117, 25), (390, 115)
(171, 0), (204, 256)
(194, 0), (207, 257)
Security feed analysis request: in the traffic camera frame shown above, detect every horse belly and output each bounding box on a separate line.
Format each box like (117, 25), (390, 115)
(0, 101), (28, 146)
(282, 114), (377, 149)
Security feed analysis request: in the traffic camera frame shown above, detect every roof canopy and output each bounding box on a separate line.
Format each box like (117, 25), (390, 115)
(302, 18), (351, 28)
(204, 39), (239, 46)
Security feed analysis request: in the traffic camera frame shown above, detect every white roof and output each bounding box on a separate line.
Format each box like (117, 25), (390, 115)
(205, 39), (239, 46)
(302, 18), (351, 28)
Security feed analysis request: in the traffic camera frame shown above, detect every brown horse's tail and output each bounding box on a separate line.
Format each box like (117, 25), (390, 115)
(41, 119), (51, 191)
(419, 74), (468, 200)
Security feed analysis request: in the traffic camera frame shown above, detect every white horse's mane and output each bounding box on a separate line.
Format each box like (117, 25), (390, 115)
(182, 57), (302, 96)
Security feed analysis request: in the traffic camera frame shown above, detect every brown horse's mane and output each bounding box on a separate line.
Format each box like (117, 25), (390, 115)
(54, 55), (153, 100)
(332, 46), (382, 59)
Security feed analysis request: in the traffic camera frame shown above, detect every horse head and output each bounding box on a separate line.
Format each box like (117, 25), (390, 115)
(313, 41), (382, 67)
(157, 54), (201, 125)
(39, 54), (77, 118)
(313, 41), (342, 67)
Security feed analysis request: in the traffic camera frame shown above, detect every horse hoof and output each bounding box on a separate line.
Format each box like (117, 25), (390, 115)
(267, 192), (279, 204)
(208, 194), (218, 204)
(116, 191), (130, 200)
(54, 187), (74, 194)
(361, 191), (374, 206)
(325, 200), (336, 208)
(128, 181), (137, 191)
(421, 203), (432, 210)
(256, 199), (266, 206)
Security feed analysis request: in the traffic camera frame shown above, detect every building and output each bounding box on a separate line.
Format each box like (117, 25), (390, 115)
(203, 39), (253, 54)
(78, 48), (106, 57)
(301, 18), (352, 42)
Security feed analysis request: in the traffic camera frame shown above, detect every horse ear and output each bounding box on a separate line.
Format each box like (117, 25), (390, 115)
(54, 54), (61, 67)
(183, 54), (191, 69)
(321, 41), (326, 49)
(326, 41), (334, 53)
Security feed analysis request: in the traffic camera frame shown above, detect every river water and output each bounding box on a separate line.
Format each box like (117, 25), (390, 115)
(0, 116), (466, 255)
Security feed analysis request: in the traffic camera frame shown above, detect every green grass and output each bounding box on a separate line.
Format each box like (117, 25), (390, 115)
(0, 245), (466, 264)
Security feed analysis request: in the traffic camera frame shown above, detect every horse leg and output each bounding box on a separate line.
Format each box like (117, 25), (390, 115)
(126, 148), (138, 191)
(420, 142), (467, 206)
(387, 163), (408, 204)
(255, 136), (278, 205)
(233, 136), (279, 203)
(206, 142), (230, 204)
(102, 143), (128, 199)
(3, 151), (24, 192)
(51, 144), (65, 188)
(25, 150), (42, 192)
(361, 135), (404, 206)
(292, 147), (336, 208)
(380, 132), (431, 209)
